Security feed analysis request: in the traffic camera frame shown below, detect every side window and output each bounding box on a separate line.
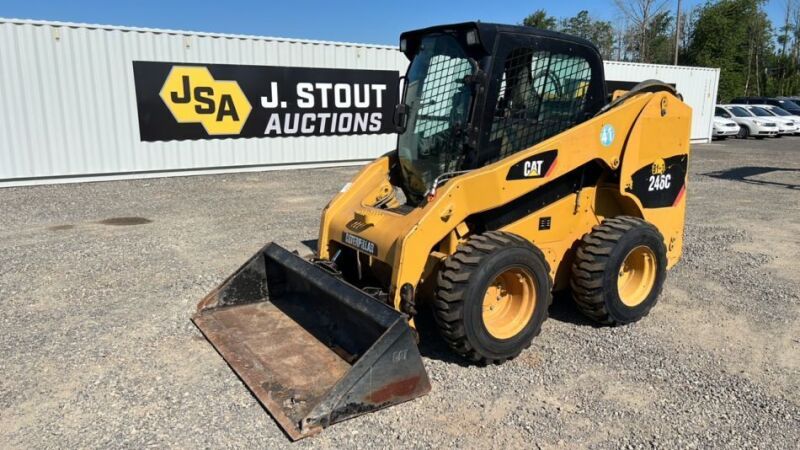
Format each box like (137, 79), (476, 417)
(489, 47), (592, 160)
(413, 54), (473, 139)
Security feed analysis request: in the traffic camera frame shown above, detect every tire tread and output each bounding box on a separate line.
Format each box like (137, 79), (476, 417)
(434, 231), (551, 364)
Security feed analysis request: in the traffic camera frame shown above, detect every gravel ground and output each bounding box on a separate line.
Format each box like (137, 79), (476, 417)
(1, 137), (798, 449)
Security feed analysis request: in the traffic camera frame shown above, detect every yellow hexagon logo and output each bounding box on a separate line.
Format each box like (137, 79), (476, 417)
(159, 66), (251, 135)
(651, 158), (666, 175)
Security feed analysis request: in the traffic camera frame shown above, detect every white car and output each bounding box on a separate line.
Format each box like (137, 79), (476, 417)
(716, 105), (779, 139)
(752, 104), (800, 135)
(742, 105), (798, 136)
(712, 115), (740, 139)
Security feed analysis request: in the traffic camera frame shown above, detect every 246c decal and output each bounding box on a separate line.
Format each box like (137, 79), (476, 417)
(647, 158), (671, 191)
(628, 154), (688, 208)
(648, 174), (671, 191)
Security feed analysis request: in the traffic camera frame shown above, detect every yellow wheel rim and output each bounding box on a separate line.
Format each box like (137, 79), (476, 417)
(482, 267), (536, 339)
(617, 245), (657, 307)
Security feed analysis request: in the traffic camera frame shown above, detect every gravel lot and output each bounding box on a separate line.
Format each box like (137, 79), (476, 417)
(1, 137), (798, 449)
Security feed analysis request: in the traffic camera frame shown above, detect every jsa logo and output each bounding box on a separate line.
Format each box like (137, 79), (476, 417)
(523, 160), (544, 177)
(160, 66), (252, 135)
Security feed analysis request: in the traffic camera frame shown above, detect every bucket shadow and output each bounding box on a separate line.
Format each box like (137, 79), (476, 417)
(301, 239), (319, 252)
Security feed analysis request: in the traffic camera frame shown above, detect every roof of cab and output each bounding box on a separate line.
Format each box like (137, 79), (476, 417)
(399, 21), (601, 56)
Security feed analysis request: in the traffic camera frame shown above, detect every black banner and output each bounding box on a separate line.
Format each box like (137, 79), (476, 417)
(627, 154), (688, 208)
(132, 61), (399, 141)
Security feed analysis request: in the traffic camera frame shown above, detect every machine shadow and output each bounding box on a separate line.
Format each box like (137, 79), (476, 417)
(415, 306), (473, 366)
(416, 291), (601, 366)
(547, 291), (600, 327)
(703, 166), (800, 189)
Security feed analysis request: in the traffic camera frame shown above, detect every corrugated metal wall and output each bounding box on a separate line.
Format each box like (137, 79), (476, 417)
(0, 19), (719, 187)
(0, 19), (408, 186)
(604, 60), (720, 142)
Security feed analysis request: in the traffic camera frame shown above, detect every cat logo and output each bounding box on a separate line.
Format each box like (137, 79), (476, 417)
(523, 160), (544, 177)
(160, 66), (252, 135)
(651, 158), (666, 175)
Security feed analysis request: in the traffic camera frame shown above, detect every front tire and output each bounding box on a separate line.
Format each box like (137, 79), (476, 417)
(434, 231), (552, 365)
(737, 126), (750, 139)
(570, 216), (667, 325)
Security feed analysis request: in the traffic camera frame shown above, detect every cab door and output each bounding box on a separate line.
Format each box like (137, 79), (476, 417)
(472, 32), (606, 167)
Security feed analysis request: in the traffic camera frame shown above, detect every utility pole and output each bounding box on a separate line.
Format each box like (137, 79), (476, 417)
(673, 0), (682, 65)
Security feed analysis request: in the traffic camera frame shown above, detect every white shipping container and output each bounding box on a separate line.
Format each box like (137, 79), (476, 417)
(0, 19), (408, 186)
(603, 60), (720, 143)
(0, 19), (719, 187)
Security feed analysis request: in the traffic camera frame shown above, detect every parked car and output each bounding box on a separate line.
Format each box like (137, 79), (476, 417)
(729, 96), (800, 115)
(712, 113), (741, 139)
(741, 105), (798, 136)
(757, 104), (800, 134)
(716, 105), (779, 139)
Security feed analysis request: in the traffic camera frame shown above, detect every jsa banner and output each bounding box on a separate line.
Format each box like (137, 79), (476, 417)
(132, 61), (399, 141)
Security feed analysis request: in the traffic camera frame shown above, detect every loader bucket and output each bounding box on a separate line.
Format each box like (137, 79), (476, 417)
(192, 243), (431, 440)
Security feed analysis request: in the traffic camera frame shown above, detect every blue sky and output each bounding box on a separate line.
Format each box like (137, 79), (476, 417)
(1, 0), (790, 46)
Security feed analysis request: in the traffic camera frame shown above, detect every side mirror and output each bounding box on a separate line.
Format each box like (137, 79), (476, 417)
(393, 103), (409, 133)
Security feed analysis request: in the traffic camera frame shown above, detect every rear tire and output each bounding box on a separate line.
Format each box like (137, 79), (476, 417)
(570, 216), (667, 325)
(434, 231), (551, 365)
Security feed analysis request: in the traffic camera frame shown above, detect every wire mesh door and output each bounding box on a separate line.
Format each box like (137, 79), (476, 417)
(488, 47), (593, 162)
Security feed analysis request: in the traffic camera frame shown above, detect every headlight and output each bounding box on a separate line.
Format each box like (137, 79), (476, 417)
(466, 29), (481, 46)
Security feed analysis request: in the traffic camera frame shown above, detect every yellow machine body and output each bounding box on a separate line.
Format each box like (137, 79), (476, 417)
(319, 90), (691, 320)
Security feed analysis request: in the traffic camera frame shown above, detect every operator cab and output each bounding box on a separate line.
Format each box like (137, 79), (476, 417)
(394, 22), (607, 204)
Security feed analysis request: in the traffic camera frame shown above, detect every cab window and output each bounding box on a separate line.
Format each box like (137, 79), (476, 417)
(489, 48), (592, 161)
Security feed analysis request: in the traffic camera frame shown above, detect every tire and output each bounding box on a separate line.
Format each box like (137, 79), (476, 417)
(433, 231), (552, 365)
(570, 216), (667, 325)
(737, 126), (749, 139)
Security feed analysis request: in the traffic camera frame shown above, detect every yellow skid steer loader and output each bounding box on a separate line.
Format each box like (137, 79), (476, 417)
(192, 22), (691, 440)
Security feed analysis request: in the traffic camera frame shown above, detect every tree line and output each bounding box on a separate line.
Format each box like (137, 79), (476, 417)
(523, 0), (800, 101)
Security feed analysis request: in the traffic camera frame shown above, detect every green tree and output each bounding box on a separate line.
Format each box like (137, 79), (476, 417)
(560, 10), (616, 57)
(624, 11), (674, 63)
(685, 0), (773, 100)
(522, 10), (557, 30)
(614, 0), (670, 62)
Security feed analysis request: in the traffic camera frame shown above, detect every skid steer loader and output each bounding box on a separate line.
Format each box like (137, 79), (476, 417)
(192, 22), (691, 440)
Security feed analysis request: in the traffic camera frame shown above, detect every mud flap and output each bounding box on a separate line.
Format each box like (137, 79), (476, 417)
(192, 243), (431, 440)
